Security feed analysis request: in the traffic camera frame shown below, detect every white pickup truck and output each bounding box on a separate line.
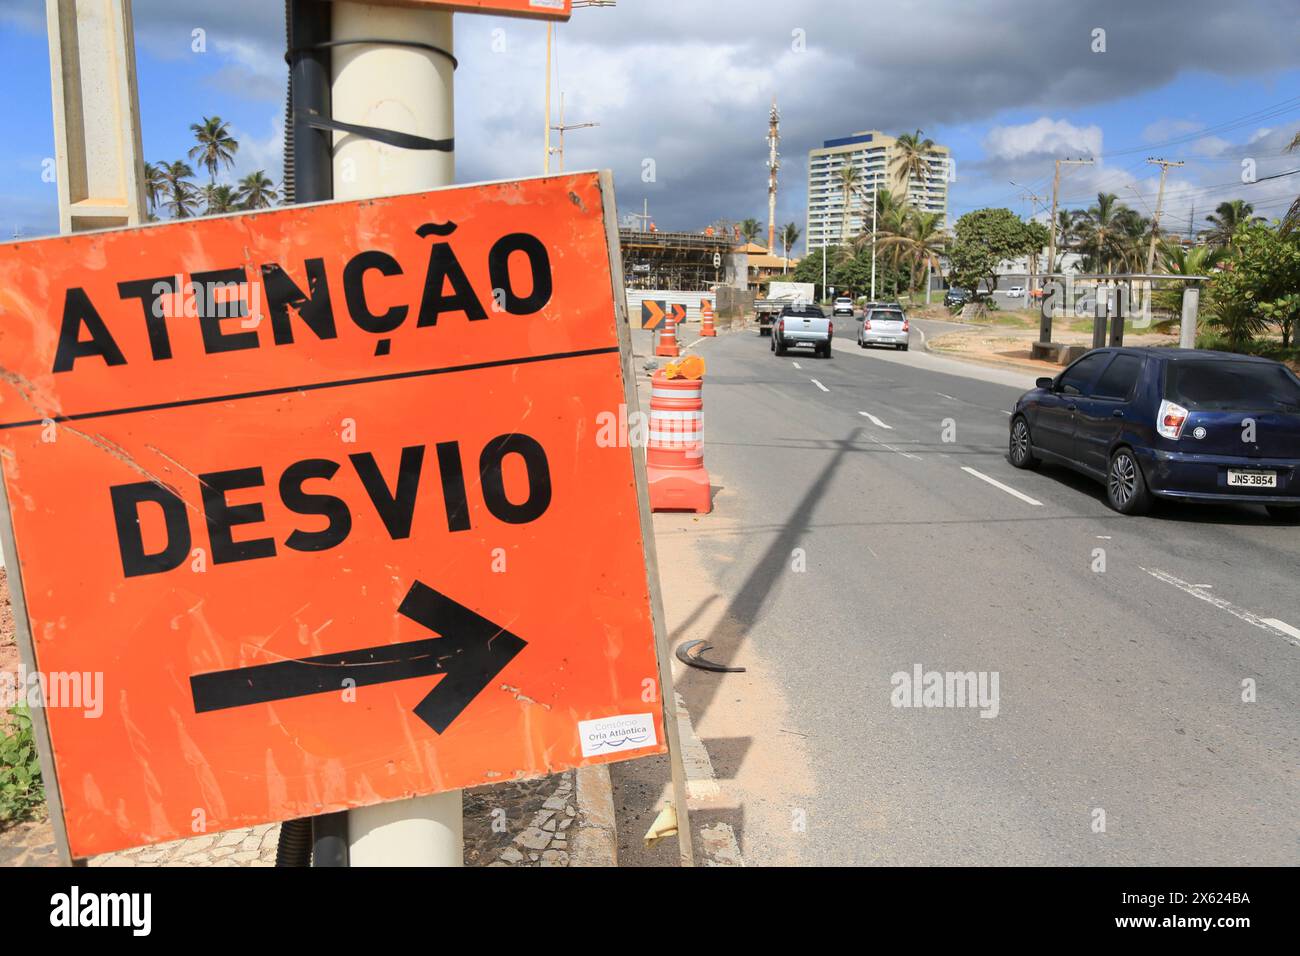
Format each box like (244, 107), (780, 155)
(770, 303), (834, 358)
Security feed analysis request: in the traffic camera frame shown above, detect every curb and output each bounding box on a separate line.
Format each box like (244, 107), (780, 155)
(570, 764), (618, 867)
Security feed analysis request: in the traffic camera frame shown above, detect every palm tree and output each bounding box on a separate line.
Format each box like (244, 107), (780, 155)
(1053, 209), (1081, 271)
(878, 211), (945, 303)
(142, 161), (167, 216)
(201, 184), (239, 215)
(188, 116), (239, 184)
(1204, 199), (1262, 247)
(780, 222), (801, 272)
(161, 161), (199, 219)
(236, 170), (278, 210)
(836, 163), (861, 244)
(739, 217), (762, 247)
(1151, 242), (1227, 330)
(891, 129), (937, 203)
(1077, 193), (1134, 273)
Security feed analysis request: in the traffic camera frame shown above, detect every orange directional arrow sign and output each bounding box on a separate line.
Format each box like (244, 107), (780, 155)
(641, 299), (667, 330)
(670, 303), (687, 324)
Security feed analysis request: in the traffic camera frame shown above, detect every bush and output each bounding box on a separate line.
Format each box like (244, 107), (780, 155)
(0, 704), (45, 825)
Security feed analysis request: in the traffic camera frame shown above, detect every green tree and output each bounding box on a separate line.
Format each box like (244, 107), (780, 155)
(946, 207), (1037, 299)
(780, 222), (801, 272)
(188, 116), (239, 184)
(891, 129), (936, 201)
(1152, 242), (1228, 331)
(236, 170), (278, 209)
(161, 160), (199, 218)
(836, 163), (861, 244)
(878, 210), (946, 301)
(201, 183), (239, 215)
(143, 161), (167, 216)
(1204, 199), (1262, 248)
(1208, 222), (1300, 350)
(1076, 192), (1139, 273)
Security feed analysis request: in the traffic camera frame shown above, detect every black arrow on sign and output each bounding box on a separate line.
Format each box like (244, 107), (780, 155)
(189, 581), (527, 734)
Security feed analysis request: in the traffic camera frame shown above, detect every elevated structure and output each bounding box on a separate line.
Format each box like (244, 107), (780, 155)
(619, 228), (736, 291)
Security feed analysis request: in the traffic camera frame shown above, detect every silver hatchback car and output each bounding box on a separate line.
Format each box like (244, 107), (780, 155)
(858, 308), (910, 350)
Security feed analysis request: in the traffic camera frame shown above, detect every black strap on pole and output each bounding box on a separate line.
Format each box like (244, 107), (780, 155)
(286, 37), (457, 154)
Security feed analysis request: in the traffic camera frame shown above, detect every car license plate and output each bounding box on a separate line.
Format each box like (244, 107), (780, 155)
(1227, 469), (1277, 488)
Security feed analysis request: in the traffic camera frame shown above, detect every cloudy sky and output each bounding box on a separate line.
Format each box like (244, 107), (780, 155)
(2, 0), (1298, 252)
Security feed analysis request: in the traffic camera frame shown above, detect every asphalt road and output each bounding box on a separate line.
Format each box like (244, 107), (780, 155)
(612, 317), (1298, 866)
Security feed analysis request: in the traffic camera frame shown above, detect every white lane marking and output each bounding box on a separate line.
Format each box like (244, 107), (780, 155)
(870, 435), (921, 461)
(917, 327), (927, 343)
(1140, 568), (1300, 647)
(1001, 410), (1013, 416)
(1263, 619), (1300, 642)
(811, 379), (829, 392)
(858, 411), (893, 430)
(792, 361), (801, 369)
(961, 466), (1043, 506)
(937, 392), (958, 401)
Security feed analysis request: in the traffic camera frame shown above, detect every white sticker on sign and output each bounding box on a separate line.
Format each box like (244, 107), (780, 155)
(578, 713), (658, 757)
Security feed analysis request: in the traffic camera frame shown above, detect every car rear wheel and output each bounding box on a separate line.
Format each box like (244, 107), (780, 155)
(1107, 448), (1150, 515)
(1009, 416), (1038, 470)
(1265, 504), (1300, 523)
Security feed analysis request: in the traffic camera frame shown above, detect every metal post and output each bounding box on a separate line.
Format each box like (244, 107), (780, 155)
(1109, 283), (1124, 347)
(288, 0), (332, 203)
(1092, 284), (1108, 350)
(329, 0), (461, 866)
(1180, 286), (1200, 350)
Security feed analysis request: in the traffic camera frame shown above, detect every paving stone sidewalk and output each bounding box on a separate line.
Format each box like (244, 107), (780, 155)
(2, 769), (587, 867)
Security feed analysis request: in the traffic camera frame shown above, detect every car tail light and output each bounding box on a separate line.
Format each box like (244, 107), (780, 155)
(902, 319), (910, 332)
(1157, 399), (1189, 439)
(778, 320), (785, 335)
(828, 321), (834, 336)
(864, 319), (871, 330)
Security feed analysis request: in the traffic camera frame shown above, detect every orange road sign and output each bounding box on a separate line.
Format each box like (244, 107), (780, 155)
(346, 0), (572, 19)
(641, 299), (666, 330)
(0, 171), (667, 859)
(669, 303), (687, 325)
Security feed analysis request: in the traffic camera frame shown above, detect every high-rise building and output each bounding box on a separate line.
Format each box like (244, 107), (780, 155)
(805, 131), (951, 252)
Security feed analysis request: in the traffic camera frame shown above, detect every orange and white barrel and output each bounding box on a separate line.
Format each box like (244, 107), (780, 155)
(700, 300), (717, 337)
(646, 370), (710, 513)
(655, 311), (680, 357)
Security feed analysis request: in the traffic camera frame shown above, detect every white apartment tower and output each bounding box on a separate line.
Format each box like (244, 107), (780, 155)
(805, 131), (951, 251)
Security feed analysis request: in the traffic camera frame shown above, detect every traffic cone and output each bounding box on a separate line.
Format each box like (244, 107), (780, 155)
(700, 299), (716, 336)
(646, 369), (711, 514)
(656, 309), (680, 357)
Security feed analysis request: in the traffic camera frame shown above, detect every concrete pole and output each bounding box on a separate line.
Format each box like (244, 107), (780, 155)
(1180, 286), (1200, 350)
(45, 0), (147, 232)
(329, 1), (461, 867)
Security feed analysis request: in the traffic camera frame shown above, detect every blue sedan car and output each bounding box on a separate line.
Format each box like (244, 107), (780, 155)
(1009, 347), (1300, 518)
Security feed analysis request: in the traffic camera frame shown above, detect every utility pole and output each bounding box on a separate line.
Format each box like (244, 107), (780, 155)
(1014, 181), (1047, 295)
(633, 198), (650, 233)
(549, 92), (597, 172)
(766, 98), (780, 252)
(869, 169), (878, 300)
(1144, 157), (1184, 273)
(545, 1), (615, 173)
(1043, 157), (1093, 342)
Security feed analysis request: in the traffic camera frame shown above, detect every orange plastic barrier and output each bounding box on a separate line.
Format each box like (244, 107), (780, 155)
(655, 309), (680, 357)
(700, 299), (716, 336)
(646, 370), (711, 513)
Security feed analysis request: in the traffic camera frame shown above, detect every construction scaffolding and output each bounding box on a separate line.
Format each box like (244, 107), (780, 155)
(619, 228), (735, 291)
